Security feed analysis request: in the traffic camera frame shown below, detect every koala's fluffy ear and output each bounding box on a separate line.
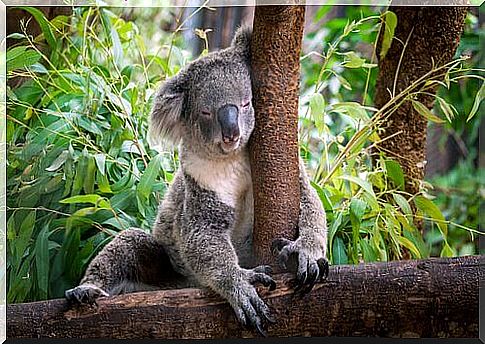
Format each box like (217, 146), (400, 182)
(231, 26), (252, 61)
(148, 74), (186, 147)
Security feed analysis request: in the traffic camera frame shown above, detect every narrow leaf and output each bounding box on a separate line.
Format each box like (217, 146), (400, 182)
(466, 81), (484, 122)
(412, 100), (445, 123)
(380, 11), (397, 60)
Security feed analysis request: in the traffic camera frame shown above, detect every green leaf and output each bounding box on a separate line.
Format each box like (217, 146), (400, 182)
(360, 239), (378, 262)
(35, 225), (50, 299)
(309, 93), (325, 134)
(6, 46), (26, 62)
(60, 194), (110, 209)
(397, 236), (421, 258)
(97, 171), (112, 194)
(310, 181), (333, 213)
(385, 160), (405, 190)
(94, 153), (106, 175)
(440, 242), (455, 257)
(18, 7), (57, 50)
(350, 198), (367, 224)
(341, 51), (365, 68)
(466, 81), (484, 122)
(338, 175), (375, 196)
(414, 195), (448, 238)
(403, 228), (429, 258)
(332, 102), (369, 122)
(111, 26), (123, 66)
(83, 155), (96, 195)
(7, 33), (27, 40)
(328, 211), (343, 251)
(7, 48), (41, 72)
(137, 154), (162, 200)
(332, 237), (348, 265)
(45, 150), (69, 172)
(17, 212), (36, 261)
(380, 11), (397, 60)
(392, 193), (412, 216)
(411, 100), (445, 123)
(336, 74), (352, 90)
(436, 97), (456, 122)
(309, 93), (325, 118)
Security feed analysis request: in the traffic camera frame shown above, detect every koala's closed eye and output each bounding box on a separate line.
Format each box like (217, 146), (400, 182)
(201, 110), (212, 118)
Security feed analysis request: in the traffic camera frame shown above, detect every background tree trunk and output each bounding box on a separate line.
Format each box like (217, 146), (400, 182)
(374, 7), (468, 195)
(7, 256), (481, 339)
(249, 5), (306, 266)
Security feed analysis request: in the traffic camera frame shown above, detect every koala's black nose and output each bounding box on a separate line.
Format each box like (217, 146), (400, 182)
(217, 104), (240, 143)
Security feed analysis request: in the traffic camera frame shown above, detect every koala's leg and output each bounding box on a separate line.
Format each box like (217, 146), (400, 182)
(180, 212), (275, 336)
(272, 158), (329, 294)
(65, 228), (180, 305)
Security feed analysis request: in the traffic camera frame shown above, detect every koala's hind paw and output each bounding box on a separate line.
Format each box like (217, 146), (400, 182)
(65, 284), (109, 305)
(272, 237), (329, 294)
(229, 267), (276, 336)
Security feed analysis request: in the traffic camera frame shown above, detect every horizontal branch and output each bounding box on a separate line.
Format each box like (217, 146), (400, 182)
(7, 256), (482, 339)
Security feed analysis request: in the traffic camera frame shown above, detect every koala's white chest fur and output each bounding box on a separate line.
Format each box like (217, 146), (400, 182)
(183, 149), (254, 266)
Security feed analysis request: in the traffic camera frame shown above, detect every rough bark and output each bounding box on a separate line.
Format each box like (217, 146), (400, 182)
(7, 256), (482, 339)
(375, 7), (468, 195)
(249, 5), (306, 266)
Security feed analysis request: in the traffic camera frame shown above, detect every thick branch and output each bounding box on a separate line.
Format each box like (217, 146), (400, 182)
(249, 5), (306, 265)
(7, 256), (481, 339)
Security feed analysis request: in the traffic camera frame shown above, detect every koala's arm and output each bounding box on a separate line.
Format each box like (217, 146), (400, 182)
(179, 186), (275, 335)
(272, 158), (329, 292)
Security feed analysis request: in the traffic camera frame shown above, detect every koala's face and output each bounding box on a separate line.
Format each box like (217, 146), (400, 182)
(185, 63), (254, 156)
(149, 28), (255, 159)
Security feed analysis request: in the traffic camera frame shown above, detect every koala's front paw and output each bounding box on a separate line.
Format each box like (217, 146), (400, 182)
(228, 266), (276, 337)
(65, 284), (109, 305)
(272, 237), (329, 294)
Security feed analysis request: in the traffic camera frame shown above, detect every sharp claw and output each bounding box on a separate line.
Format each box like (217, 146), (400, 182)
(295, 270), (307, 291)
(317, 258), (329, 280)
(301, 280), (316, 295)
(264, 312), (276, 324)
(255, 322), (267, 337)
(271, 238), (292, 254)
(269, 280), (276, 291)
(253, 265), (272, 275)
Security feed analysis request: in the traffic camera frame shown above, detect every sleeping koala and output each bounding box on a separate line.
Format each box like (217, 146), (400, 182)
(65, 27), (328, 336)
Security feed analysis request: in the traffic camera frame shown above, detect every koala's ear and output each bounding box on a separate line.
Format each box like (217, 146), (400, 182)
(231, 26), (252, 61)
(148, 75), (186, 147)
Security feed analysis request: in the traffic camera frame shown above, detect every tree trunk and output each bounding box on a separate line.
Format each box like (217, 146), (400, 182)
(7, 256), (481, 339)
(374, 7), (468, 195)
(249, 5), (306, 266)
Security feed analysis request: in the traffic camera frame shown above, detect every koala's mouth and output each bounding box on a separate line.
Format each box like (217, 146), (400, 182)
(220, 138), (241, 153)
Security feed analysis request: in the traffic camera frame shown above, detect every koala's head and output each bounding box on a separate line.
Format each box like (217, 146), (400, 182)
(149, 27), (254, 158)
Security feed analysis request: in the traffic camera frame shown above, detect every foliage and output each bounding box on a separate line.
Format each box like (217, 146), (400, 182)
(298, 7), (483, 265)
(6, 7), (187, 302)
(426, 160), (484, 256)
(5, 6), (483, 303)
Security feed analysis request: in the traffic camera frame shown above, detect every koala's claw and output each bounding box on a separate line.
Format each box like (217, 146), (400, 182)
(250, 265), (276, 291)
(272, 237), (329, 294)
(65, 284), (109, 305)
(230, 267), (276, 336)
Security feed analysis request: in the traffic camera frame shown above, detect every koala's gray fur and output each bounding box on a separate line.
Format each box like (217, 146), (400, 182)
(65, 27), (328, 336)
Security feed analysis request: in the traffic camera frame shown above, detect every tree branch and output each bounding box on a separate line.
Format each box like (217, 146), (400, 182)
(7, 256), (481, 338)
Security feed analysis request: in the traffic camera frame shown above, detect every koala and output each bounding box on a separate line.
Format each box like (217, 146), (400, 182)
(65, 27), (328, 336)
